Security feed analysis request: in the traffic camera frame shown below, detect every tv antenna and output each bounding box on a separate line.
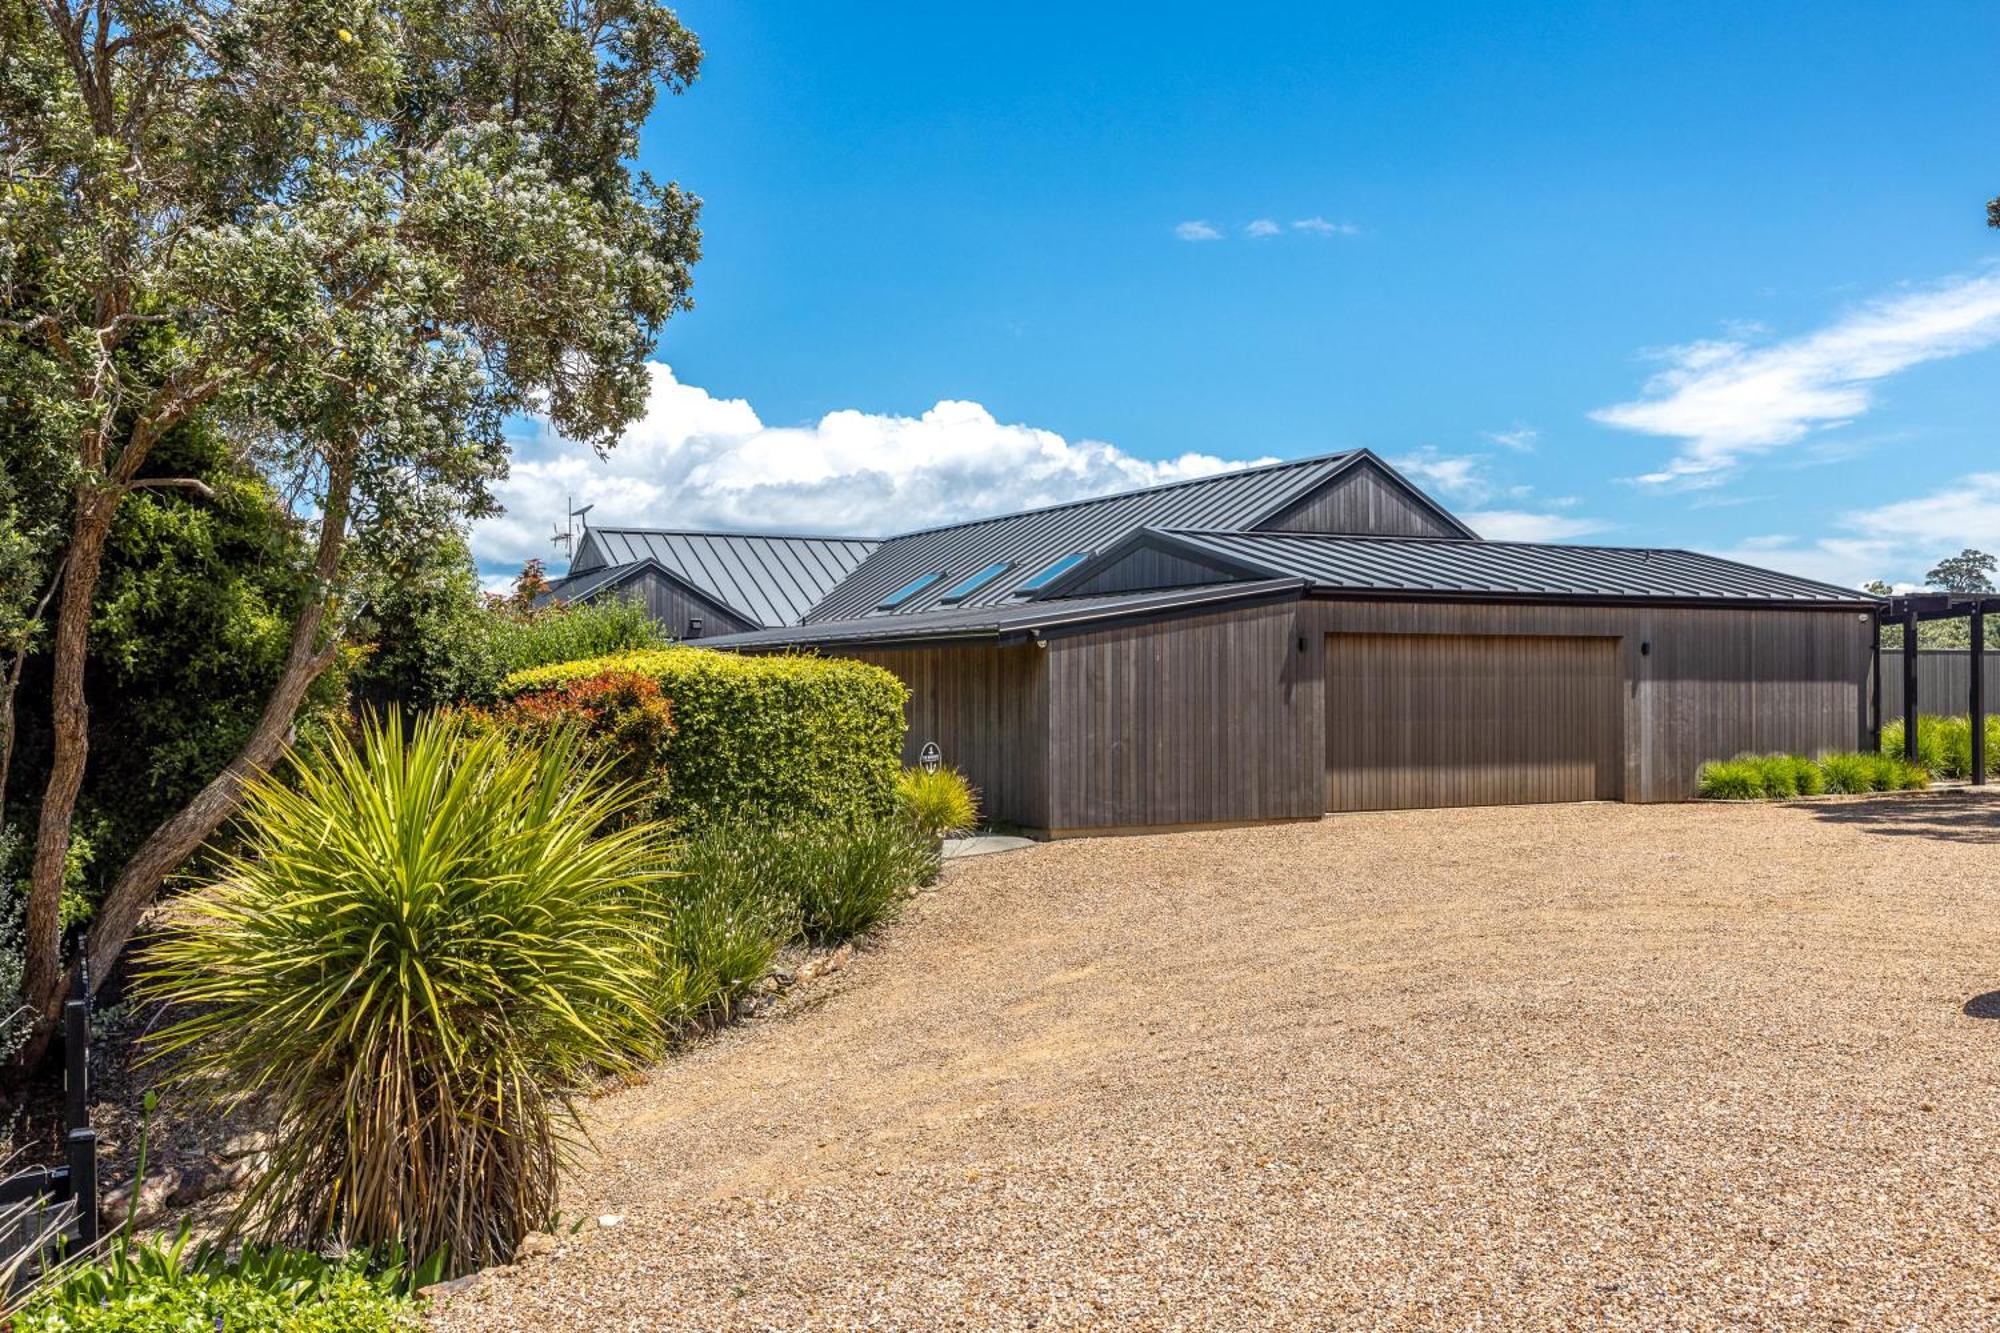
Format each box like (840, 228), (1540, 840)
(551, 499), (594, 559)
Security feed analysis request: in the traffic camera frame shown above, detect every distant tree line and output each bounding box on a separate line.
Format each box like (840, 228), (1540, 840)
(1868, 548), (1999, 649)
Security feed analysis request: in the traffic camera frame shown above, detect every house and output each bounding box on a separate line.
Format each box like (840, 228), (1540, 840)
(548, 450), (1878, 835)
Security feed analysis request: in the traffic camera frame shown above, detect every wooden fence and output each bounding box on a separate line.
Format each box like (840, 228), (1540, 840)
(1880, 649), (1976, 722)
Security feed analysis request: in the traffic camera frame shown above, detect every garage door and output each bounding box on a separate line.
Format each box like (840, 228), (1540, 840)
(1327, 633), (1623, 811)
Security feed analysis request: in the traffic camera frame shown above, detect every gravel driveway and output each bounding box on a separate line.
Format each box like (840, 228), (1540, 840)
(431, 794), (2000, 1331)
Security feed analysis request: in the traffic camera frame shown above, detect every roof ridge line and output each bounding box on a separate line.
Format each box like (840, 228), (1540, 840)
(878, 450), (1359, 540)
(586, 526), (882, 544)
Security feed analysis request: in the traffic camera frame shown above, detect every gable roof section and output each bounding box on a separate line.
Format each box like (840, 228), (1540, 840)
(570, 529), (880, 627)
(1039, 528), (1876, 607)
(539, 557), (763, 629)
(802, 451), (1377, 621)
(1254, 454), (1476, 540)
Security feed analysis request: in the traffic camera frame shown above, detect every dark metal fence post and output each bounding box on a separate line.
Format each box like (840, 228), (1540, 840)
(1903, 607), (1920, 763)
(1974, 604), (1988, 787)
(1869, 613), (1883, 751)
(62, 995), (87, 1136)
(63, 953), (97, 1248)
(65, 1130), (97, 1247)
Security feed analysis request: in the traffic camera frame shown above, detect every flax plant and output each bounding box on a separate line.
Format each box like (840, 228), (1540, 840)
(138, 713), (674, 1271)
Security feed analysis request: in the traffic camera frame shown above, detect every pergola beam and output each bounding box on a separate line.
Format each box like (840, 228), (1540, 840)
(1874, 593), (2000, 784)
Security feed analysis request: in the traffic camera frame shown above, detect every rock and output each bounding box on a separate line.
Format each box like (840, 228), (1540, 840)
(220, 1130), (273, 1160)
(515, 1232), (559, 1261)
(419, 1273), (484, 1302)
(597, 1213), (624, 1228)
(102, 1168), (181, 1230)
(166, 1160), (224, 1207)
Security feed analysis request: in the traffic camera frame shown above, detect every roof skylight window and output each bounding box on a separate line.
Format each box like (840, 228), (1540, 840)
(878, 571), (944, 609)
(1015, 551), (1091, 594)
(940, 561), (1013, 603)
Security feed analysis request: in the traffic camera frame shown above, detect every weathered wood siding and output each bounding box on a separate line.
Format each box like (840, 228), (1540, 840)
(1259, 459), (1461, 538)
(818, 594), (1870, 833)
(1880, 649), (1977, 721)
(1327, 632), (1623, 810)
(1060, 546), (1246, 598)
(841, 644), (1051, 830)
(1042, 598), (1319, 833)
(1303, 600), (1871, 805)
(623, 569), (757, 640)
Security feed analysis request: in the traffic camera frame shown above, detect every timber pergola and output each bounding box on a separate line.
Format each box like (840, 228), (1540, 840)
(1874, 592), (2000, 785)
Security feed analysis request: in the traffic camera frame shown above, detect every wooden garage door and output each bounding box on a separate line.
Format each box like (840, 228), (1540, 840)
(1327, 633), (1623, 811)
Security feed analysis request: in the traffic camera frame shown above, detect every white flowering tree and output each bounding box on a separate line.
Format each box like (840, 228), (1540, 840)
(0, 0), (702, 1056)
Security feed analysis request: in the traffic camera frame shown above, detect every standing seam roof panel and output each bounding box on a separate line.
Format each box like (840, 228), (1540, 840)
(803, 454), (1356, 621)
(1152, 530), (1870, 603)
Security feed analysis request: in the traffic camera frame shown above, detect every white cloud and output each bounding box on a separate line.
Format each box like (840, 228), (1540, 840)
(1483, 426), (1539, 452)
(471, 363), (1271, 575)
(1174, 220), (1223, 241)
(1393, 448), (1492, 502)
(1292, 217), (1360, 236)
(1698, 471), (2000, 589)
(1593, 268), (2000, 487)
(1244, 218), (1282, 239)
(1460, 510), (1609, 543)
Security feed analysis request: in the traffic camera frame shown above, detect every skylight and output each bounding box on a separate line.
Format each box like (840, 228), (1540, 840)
(877, 571), (944, 610)
(1015, 551), (1090, 594)
(939, 561), (1012, 603)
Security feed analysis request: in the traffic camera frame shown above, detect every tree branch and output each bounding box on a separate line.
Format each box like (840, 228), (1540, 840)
(127, 477), (218, 501)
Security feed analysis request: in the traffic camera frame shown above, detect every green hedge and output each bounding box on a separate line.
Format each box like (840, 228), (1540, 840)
(501, 648), (907, 828)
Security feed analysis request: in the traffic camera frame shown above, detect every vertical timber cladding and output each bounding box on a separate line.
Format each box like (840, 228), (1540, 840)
(1304, 600), (1873, 806)
(1328, 632), (1623, 810)
(839, 644), (1051, 830)
(1042, 596), (1320, 833)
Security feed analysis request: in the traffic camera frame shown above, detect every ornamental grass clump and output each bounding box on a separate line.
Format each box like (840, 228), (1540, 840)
(138, 713), (675, 1272)
(896, 765), (980, 841)
(1880, 714), (2000, 779)
(1696, 757), (1766, 800)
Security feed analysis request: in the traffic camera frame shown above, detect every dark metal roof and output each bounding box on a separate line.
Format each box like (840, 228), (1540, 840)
(541, 559), (651, 606)
(1103, 529), (1877, 606)
(575, 530), (879, 626)
(802, 452), (1377, 621)
(700, 580), (1308, 651)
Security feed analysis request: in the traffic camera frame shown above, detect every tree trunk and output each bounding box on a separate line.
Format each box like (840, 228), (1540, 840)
(76, 448), (356, 1005)
(20, 487), (118, 1032)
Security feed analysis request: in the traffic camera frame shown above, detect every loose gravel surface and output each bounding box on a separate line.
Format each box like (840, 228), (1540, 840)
(432, 794), (2000, 1331)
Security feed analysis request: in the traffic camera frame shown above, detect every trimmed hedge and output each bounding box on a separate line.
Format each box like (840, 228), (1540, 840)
(501, 648), (907, 829)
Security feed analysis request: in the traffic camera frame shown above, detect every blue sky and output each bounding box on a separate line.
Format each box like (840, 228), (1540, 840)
(476, 0), (2000, 590)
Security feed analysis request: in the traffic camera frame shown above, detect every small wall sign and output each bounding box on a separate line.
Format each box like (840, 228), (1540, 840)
(918, 740), (943, 774)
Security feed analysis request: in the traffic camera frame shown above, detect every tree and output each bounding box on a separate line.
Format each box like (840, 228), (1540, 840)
(0, 0), (702, 1054)
(1926, 548), (1997, 594)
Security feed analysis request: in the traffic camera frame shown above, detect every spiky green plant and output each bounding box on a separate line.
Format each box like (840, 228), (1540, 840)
(1697, 757), (1765, 800)
(895, 766), (980, 841)
(137, 713), (674, 1271)
(1816, 751), (1878, 794)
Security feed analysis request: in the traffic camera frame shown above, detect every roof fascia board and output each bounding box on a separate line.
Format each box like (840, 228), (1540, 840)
(722, 580), (1307, 653)
(1304, 587), (1880, 613)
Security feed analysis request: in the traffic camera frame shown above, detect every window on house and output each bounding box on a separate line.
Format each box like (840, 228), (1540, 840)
(1015, 551), (1090, 594)
(939, 561), (1013, 603)
(878, 571), (944, 609)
